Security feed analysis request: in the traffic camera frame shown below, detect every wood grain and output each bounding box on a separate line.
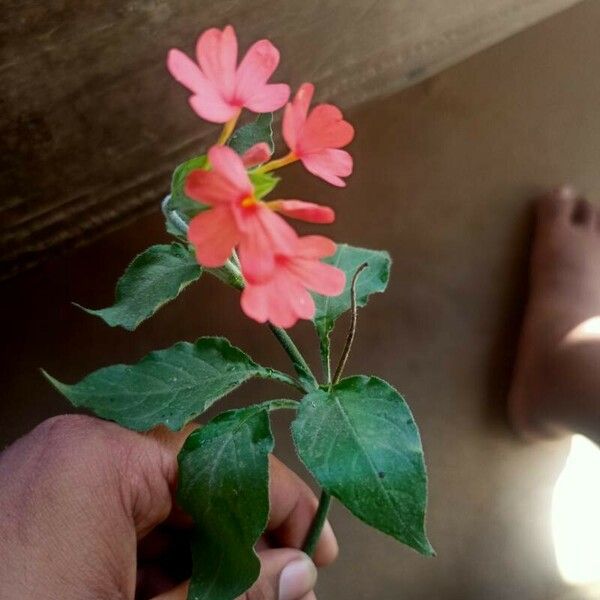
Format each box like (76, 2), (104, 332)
(0, 0), (581, 280)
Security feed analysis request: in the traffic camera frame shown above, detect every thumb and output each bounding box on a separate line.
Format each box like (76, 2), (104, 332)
(247, 549), (317, 600)
(151, 549), (317, 600)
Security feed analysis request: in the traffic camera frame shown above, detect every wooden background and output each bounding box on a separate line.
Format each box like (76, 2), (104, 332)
(0, 0), (581, 281)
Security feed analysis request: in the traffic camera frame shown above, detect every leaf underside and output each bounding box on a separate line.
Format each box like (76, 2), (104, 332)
(228, 112), (274, 156)
(292, 375), (433, 556)
(178, 405), (274, 600)
(168, 155), (209, 222)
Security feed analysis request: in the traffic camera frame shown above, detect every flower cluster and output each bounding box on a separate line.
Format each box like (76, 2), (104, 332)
(167, 25), (354, 327)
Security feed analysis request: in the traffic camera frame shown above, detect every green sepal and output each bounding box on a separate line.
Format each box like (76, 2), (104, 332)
(249, 170), (280, 199)
(292, 375), (434, 556)
(43, 337), (292, 431)
(177, 404), (274, 600)
(76, 243), (201, 331)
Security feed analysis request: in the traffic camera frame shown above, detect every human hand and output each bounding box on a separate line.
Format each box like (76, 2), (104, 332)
(0, 415), (338, 600)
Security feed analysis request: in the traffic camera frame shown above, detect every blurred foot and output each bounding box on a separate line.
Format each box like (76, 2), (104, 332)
(508, 186), (600, 441)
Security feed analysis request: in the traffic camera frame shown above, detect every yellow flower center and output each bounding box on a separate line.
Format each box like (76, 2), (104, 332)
(241, 195), (259, 208)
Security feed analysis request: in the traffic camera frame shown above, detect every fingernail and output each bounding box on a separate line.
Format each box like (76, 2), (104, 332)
(278, 555), (317, 600)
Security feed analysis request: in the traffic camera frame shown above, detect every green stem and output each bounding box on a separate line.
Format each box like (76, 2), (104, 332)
(319, 332), (332, 385)
(268, 325), (318, 392)
(162, 195), (188, 239)
(164, 202), (330, 557)
(260, 368), (305, 393)
(303, 267), (368, 548)
(259, 398), (299, 411)
(208, 261), (245, 290)
(302, 490), (332, 557)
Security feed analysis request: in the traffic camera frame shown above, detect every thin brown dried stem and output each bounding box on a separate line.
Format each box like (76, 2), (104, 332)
(332, 262), (368, 385)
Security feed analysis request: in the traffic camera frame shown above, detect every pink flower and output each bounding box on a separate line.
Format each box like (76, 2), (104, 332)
(266, 200), (334, 224)
(167, 25), (290, 123)
(185, 145), (335, 282)
(240, 142), (272, 167)
(241, 235), (346, 328)
(283, 83), (355, 187)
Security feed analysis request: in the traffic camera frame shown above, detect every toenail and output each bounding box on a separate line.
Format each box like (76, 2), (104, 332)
(553, 185), (578, 201)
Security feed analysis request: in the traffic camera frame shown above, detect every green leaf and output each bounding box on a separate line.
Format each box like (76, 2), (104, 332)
(44, 337), (278, 431)
(292, 375), (434, 556)
(228, 113), (274, 156)
(249, 170), (280, 199)
(169, 154), (209, 221)
(313, 244), (391, 377)
(77, 243), (201, 331)
(178, 404), (274, 600)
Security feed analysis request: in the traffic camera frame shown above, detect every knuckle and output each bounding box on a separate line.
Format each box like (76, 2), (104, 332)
(32, 414), (98, 453)
(31, 415), (128, 476)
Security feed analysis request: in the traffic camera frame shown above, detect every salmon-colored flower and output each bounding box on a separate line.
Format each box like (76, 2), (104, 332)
(241, 142), (272, 167)
(266, 200), (334, 224)
(241, 235), (346, 328)
(185, 145), (335, 282)
(167, 25), (290, 123)
(283, 83), (354, 187)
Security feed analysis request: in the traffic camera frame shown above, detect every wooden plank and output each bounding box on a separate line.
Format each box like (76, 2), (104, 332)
(0, 0), (582, 280)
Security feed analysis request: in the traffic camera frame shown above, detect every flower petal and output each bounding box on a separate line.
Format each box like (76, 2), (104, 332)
(237, 206), (297, 284)
(244, 83), (291, 113)
(288, 284), (316, 321)
(293, 83), (314, 120)
(241, 142), (272, 167)
(282, 103), (297, 152)
(300, 148), (353, 187)
(241, 274), (313, 328)
(288, 259), (346, 296)
(185, 168), (241, 205)
(188, 93), (239, 123)
(188, 207), (240, 267)
(207, 145), (252, 194)
(196, 25), (237, 99)
(283, 83), (314, 151)
(270, 200), (335, 224)
(241, 283), (270, 324)
(235, 40), (284, 101)
(167, 48), (206, 93)
(299, 104), (354, 153)
(295, 235), (337, 259)
(269, 276), (315, 326)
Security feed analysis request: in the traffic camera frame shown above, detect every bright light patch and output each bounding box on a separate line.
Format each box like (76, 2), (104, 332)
(563, 316), (600, 345)
(552, 435), (600, 585)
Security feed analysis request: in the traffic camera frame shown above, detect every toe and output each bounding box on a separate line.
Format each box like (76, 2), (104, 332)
(536, 185), (578, 224)
(571, 197), (595, 227)
(594, 206), (600, 232)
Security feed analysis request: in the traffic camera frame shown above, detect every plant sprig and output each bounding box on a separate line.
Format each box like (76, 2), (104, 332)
(44, 24), (433, 600)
